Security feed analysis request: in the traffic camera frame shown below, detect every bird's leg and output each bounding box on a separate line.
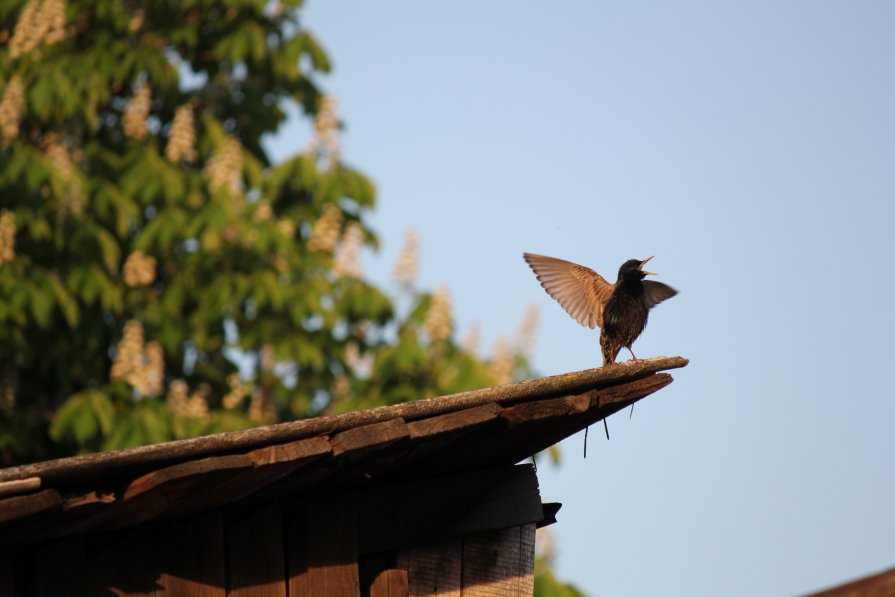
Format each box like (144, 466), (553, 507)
(627, 347), (641, 363)
(610, 346), (620, 366)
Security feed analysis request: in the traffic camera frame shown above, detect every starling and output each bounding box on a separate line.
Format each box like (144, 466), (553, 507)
(523, 253), (678, 366)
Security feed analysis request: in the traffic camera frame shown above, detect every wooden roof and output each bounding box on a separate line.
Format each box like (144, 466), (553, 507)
(0, 356), (687, 546)
(802, 565), (895, 597)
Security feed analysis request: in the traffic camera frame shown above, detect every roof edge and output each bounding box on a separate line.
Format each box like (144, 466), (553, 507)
(0, 356), (688, 484)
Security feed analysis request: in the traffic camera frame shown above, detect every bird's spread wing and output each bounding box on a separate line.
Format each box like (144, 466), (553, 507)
(523, 253), (614, 329)
(643, 281), (678, 308)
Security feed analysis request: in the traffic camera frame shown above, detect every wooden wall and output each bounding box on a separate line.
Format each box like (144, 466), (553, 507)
(0, 465), (542, 596)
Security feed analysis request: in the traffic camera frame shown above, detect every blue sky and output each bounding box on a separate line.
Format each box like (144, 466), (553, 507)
(267, 2), (895, 595)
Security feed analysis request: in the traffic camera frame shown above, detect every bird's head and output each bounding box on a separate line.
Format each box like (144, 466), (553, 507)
(618, 256), (656, 282)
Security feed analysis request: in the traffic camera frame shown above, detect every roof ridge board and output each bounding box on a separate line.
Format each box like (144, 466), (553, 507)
(0, 356), (688, 485)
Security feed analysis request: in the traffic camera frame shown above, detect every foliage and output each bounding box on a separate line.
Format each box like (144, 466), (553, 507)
(535, 560), (590, 597)
(0, 0), (536, 466)
(0, 2), (590, 593)
(534, 528), (590, 597)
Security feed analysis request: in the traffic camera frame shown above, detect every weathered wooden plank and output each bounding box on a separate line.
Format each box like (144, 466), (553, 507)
(491, 375), (672, 468)
(247, 435), (332, 467)
(33, 536), (85, 597)
(0, 373), (675, 548)
(275, 374), (668, 499)
(263, 460), (340, 502)
(331, 418), (409, 458)
(304, 495), (360, 596)
(200, 436), (332, 508)
(397, 539), (461, 597)
(168, 465), (294, 517)
(406, 404), (502, 439)
(291, 419), (411, 493)
(0, 489), (62, 525)
(0, 477), (40, 499)
(63, 490), (116, 510)
(370, 569), (409, 597)
(164, 441), (332, 519)
(592, 372), (674, 408)
(361, 404), (504, 482)
(0, 489), (116, 546)
(0, 357), (688, 487)
(0, 441), (328, 545)
(461, 524), (535, 597)
(227, 504), (287, 597)
(523, 373), (676, 458)
(48, 491), (164, 540)
(82, 526), (154, 596)
(312, 406), (505, 493)
(153, 511), (226, 596)
(125, 454), (253, 501)
(11, 455), (250, 542)
(392, 375), (670, 480)
(64, 454), (256, 534)
(354, 464), (542, 556)
(0, 439), (332, 544)
(289, 495), (360, 596)
(285, 508), (309, 596)
(500, 394), (590, 428)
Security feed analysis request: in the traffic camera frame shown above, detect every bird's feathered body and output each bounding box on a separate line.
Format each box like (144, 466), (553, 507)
(523, 253), (677, 366)
(600, 268), (652, 365)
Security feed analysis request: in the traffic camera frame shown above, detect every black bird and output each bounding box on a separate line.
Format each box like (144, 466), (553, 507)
(523, 253), (678, 366)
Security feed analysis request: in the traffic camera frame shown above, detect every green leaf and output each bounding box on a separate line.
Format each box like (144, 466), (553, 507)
(339, 167), (377, 206)
(47, 272), (79, 327)
(29, 74), (55, 119)
(244, 21), (268, 62)
(94, 225), (122, 273)
(95, 268), (124, 313)
(28, 280), (54, 328)
(104, 400), (173, 451)
(302, 32), (332, 73)
(26, 214), (52, 241)
(49, 390), (115, 446)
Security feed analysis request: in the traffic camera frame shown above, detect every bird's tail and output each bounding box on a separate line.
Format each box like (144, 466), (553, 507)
(600, 335), (617, 367)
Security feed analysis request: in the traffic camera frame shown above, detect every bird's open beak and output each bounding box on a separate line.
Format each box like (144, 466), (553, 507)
(639, 255), (656, 276)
